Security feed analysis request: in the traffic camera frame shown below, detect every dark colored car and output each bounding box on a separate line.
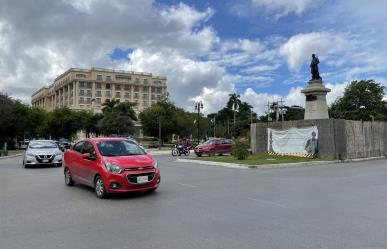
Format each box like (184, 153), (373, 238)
(194, 138), (233, 157)
(63, 137), (160, 198)
(58, 138), (71, 150)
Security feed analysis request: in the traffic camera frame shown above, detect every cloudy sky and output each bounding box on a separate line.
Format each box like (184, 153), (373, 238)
(1, 0), (387, 114)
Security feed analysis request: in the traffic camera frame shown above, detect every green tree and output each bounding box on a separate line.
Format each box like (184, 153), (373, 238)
(330, 80), (387, 121)
(48, 108), (82, 139)
(227, 93), (242, 136)
(284, 105), (305, 121)
(98, 100), (137, 135)
(0, 92), (16, 146)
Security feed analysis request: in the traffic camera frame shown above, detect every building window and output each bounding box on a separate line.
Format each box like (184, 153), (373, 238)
(143, 86), (148, 92)
(134, 86), (139, 92)
(96, 75), (102, 81)
(87, 82), (92, 88)
(96, 82), (101, 89)
(116, 75), (131, 81)
(80, 97), (84, 104)
(76, 74), (86, 78)
(151, 94), (155, 100)
(124, 92), (130, 98)
(135, 78), (140, 84)
(154, 80), (161, 85)
(106, 75), (111, 82)
(96, 98), (101, 104)
(106, 83), (110, 89)
(86, 90), (91, 96)
(124, 85), (130, 91)
(143, 94), (148, 99)
(106, 90), (111, 97)
(134, 93), (139, 99)
(79, 82), (85, 88)
(115, 84), (121, 91)
(79, 89), (84, 96)
(156, 95), (161, 100)
(96, 90), (102, 97)
(115, 92), (121, 98)
(86, 98), (91, 104)
(144, 79), (148, 84)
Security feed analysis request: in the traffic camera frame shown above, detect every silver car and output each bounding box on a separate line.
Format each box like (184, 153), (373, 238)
(23, 140), (63, 168)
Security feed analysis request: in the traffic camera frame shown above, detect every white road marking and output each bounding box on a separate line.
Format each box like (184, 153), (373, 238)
(247, 197), (286, 208)
(177, 182), (197, 188)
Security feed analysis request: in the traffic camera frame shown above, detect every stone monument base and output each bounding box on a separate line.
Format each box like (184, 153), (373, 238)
(301, 79), (331, 120)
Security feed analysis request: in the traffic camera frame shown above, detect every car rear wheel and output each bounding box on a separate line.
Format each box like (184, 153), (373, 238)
(64, 168), (75, 186)
(196, 153), (202, 157)
(95, 175), (107, 199)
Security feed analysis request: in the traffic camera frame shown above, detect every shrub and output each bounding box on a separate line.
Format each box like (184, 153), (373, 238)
(232, 139), (250, 160)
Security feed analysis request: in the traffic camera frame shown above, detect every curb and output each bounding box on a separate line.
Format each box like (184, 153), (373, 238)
(176, 158), (342, 169)
(147, 150), (171, 156)
(0, 153), (24, 160)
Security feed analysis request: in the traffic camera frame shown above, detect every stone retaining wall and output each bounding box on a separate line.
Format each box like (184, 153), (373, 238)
(250, 119), (387, 160)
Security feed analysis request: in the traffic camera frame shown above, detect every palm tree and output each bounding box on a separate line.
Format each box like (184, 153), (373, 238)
(101, 99), (119, 113)
(227, 93), (241, 137)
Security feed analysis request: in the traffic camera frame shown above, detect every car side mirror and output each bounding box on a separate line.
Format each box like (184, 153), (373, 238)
(82, 153), (96, 161)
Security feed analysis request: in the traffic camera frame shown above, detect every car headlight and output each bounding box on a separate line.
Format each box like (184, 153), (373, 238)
(56, 151), (63, 156)
(153, 161), (158, 168)
(26, 153), (35, 157)
(104, 161), (123, 174)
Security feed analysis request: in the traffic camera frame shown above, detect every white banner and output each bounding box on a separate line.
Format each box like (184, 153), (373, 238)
(267, 126), (318, 156)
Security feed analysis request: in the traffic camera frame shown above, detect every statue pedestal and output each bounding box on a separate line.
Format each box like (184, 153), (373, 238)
(301, 79), (331, 120)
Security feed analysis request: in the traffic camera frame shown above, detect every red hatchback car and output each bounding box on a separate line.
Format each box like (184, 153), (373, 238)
(63, 138), (160, 198)
(194, 138), (233, 157)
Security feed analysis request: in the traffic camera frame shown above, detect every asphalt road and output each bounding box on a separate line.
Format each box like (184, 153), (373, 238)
(1, 155), (387, 249)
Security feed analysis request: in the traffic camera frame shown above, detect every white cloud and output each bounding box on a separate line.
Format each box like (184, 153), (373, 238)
(124, 48), (228, 112)
(251, 0), (314, 19)
(279, 32), (349, 71)
(240, 81), (349, 115)
(0, 0), (219, 102)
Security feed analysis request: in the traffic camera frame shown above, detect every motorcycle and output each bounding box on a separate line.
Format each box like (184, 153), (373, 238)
(171, 144), (190, 156)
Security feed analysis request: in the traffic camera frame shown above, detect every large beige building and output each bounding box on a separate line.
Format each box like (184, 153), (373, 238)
(31, 68), (167, 113)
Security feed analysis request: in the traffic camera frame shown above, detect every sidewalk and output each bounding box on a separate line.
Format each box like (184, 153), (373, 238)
(176, 157), (339, 169)
(0, 150), (24, 159)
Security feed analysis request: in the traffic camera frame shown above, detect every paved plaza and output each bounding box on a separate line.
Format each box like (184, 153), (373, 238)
(1, 155), (387, 249)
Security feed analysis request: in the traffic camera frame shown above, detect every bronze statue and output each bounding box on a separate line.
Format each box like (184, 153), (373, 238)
(310, 54), (322, 80)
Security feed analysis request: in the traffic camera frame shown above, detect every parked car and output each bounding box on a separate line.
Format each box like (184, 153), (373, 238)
(19, 139), (30, 150)
(23, 140), (63, 168)
(194, 138), (233, 157)
(63, 137), (160, 198)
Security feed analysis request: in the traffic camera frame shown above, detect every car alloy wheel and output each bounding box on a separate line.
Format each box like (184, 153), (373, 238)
(95, 176), (107, 199)
(64, 168), (74, 186)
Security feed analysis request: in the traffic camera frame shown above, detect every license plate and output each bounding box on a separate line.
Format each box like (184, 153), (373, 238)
(137, 176), (148, 183)
(42, 159), (49, 163)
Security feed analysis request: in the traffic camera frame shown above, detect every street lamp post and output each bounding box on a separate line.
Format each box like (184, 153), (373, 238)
(195, 101), (203, 144)
(213, 115), (216, 138)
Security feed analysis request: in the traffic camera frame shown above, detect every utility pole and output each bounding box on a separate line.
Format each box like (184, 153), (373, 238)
(195, 101), (203, 144)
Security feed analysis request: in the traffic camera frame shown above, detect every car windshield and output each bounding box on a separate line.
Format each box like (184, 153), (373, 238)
(29, 141), (58, 149)
(203, 140), (216, 145)
(97, 140), (146, 156)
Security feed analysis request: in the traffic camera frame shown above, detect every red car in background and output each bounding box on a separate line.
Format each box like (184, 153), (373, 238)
(63, 137), (160, 198)
(194, 138), (233, 157)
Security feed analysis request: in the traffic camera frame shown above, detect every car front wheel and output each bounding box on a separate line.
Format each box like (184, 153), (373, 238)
(64, 168), (75, 186)
(95, 175), (107, 199)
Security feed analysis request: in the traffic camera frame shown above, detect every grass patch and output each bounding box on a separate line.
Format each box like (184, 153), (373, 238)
(190, 153), (335, 166)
